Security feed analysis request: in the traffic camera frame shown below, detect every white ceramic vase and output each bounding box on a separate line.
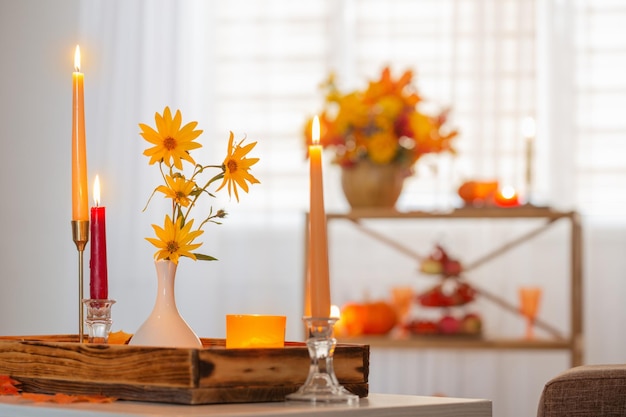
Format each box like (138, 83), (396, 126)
(129, 259), (202, 348)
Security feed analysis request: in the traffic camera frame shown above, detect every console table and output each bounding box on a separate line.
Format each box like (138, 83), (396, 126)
(0, 393), (492, 417)
(304, 206), (583, 366)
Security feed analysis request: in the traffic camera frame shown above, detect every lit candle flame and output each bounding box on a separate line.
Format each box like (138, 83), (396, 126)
(74, 45), (81, 72)
(312, 115), (320, 145)
(500, 185), (516, 199)
(93, 175), (101, 206)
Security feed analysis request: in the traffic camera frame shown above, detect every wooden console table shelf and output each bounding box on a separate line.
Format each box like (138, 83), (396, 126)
(339, 336), (573, 351)
(305, 206), (583, 366)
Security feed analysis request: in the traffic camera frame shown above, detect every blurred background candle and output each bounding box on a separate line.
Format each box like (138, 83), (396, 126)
(90, 175), (108, 299)
(226, 315), (286, 348)
(72, 45), (88, 221)
(522, 117), (536, 203)
(494, 185), (520, 207)
(308, 115), (331, 318)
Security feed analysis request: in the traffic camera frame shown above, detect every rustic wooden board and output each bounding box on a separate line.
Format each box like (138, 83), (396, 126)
(0, 335), (369, 405)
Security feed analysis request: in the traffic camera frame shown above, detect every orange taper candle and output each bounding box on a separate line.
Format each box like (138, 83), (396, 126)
(72, 45), (89, 221)
(308, 115), (331, 318)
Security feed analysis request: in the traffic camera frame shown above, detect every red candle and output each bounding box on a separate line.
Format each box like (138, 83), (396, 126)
(90, 175), (108, 299)
(308, 116), (331, 318)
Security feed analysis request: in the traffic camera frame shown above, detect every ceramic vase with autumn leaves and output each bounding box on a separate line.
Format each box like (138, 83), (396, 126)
(340, 160), (409, 209)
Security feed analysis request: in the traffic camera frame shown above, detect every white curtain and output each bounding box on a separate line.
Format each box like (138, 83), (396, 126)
(75, 0), (308, 340)
(1, 1), (625, 417)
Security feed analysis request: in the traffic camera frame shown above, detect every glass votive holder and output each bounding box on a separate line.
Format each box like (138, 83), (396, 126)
(226, 314), (286, 348)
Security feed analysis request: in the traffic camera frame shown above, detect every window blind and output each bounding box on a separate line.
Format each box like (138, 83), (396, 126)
(573, 0), (626, 221)
(204, 0), (623, 220)
(209, 0), (539, 215)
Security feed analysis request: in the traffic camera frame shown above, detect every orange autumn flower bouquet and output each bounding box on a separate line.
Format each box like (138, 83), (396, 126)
(305, 67), (457, 172)
(139, 107), (260, 264)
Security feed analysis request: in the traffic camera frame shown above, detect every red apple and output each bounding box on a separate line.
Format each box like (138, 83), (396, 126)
(418, 284), (450, 307)
(443, 259), (463, 277)
(438, 315), (461, 334)
(409, 320), (438, 335)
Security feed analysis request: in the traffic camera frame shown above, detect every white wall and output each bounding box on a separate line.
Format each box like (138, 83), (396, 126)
(0, 0), (81, 334)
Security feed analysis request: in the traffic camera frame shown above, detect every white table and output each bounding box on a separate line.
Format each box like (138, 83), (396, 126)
(0, 393), (491, 417)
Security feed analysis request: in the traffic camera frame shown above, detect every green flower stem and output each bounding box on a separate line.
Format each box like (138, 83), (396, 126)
(183, 171), (225, 221)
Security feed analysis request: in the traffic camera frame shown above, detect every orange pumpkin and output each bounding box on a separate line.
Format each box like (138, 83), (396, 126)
(336, 303), (366, 337)
(458, 180), (498, 205)
(338, 301), (398, 336)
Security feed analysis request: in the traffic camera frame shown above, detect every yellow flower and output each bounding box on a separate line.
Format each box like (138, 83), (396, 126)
(145, 215), (204, 264)
(367, 131), (398, 165)
(140, 107), (203, 170)
(216, 131), (260, 201)
(334, 93), (370, 132)
(156, 175), (195, 207)
(140, 108), (260, 263)
(376, 95), (404, 121)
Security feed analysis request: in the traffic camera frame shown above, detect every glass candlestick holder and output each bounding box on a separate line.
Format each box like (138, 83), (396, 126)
(82, 299), (115, 344)
(286, 317), (359, 405)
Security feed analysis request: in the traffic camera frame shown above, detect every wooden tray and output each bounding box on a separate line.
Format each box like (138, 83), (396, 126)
(0, 335), (369, 405)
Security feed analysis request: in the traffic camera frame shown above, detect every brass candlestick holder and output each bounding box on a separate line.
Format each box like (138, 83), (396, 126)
(71, 220), (89, 343)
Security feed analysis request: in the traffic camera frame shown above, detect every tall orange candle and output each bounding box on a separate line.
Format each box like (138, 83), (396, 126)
(308, 115), (331, 318)
(72, 45), (89, 221)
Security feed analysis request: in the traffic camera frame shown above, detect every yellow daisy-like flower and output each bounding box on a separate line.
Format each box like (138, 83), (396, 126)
(145, 215), (204, 264)
(140, 108), (260, 264)
(156, 175), (195, 207)
(216, 131), (260, 201)
(140, 107), (203, 170)
(377, 95), (404, 121)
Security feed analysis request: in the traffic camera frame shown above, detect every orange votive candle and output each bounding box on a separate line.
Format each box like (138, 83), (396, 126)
(225, 315), (286, 348)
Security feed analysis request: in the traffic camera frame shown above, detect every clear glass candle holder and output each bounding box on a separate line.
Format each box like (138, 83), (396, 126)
(286, 317), (359, 405)
(82, 299), (115, 344)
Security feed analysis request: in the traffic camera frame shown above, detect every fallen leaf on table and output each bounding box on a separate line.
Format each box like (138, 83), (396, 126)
(21, 393), (57, 402)
(108, 330), (133, 344)
(0, 385), (20, 395)
(78, 394), (118, 403)
(2, 375), (116, 403)
(21, 392), (117, 404)
(0, 375), (21, 395)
